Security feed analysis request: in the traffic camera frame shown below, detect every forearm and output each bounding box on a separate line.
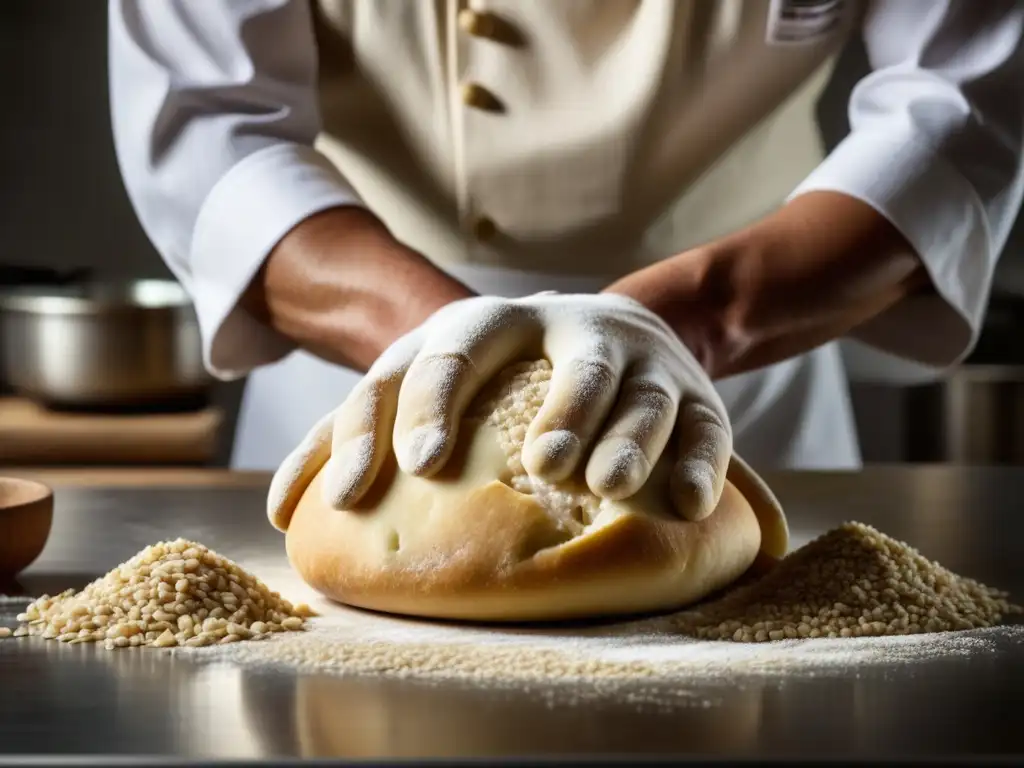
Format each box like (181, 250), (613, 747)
(240, 207), (475, 372)
(606, 191), (929, 380)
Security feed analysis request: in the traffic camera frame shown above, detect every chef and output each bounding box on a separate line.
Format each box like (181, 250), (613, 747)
(109, 1), (1024, 519)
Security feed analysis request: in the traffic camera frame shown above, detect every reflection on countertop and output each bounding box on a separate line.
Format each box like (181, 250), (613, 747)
(1, 467), (1022, 759)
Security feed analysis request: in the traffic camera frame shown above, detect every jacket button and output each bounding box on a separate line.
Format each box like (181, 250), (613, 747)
(457, 9), (496, 38)
(460, 82), (504, 113)
(457, 8), (526, 47)
(471, 216), (499, 242)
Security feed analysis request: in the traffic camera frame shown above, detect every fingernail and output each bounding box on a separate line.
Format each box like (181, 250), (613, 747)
(397, 424), (449, 475)
(523, 430), (582, 481)
(586, 438), (649, 500)
(321, 435), (374, 508)
(671, 460), (716, 521)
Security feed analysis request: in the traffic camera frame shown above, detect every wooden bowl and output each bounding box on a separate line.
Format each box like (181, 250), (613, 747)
(0, 477), (54, 576)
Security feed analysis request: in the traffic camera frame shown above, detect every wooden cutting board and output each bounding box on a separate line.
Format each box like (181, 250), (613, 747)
(0, 398), (223, 465)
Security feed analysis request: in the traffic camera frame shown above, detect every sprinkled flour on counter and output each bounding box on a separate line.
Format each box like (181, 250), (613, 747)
(176, 602), (1022, 695)
(3, 522), (1020, 702)
(169, 521), (1020, 691)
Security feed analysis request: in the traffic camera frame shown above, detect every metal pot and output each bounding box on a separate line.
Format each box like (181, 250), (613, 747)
(0, 266), (92, 394)
(0, 279), (212, 408)
(900, 289), (1024, 465)
(905, 365), (1024, 465)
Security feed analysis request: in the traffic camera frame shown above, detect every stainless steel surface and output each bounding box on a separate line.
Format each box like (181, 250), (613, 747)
(907, 366), (1024, 464)
(1, 468), (1022, 759)
(0, 279), (211, 407)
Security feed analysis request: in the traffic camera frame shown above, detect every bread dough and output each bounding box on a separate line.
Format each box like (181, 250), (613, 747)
(280, 360), (789, 622)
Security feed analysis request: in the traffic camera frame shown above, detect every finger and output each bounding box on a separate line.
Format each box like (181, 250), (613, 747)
(522, 340), (627, 483)
(320, 333), (421, 507)
(393, 300), (536, 476)
(584, 363), (679, 501)
(670, 396), (732, 522)
(266, 410), (335, 532)
(320, 375), (402, 509)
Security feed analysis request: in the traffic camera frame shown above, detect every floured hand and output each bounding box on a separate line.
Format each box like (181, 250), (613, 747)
(268, 292), (731, 530)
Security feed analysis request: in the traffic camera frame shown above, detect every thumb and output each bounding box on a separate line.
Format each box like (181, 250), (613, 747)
(267, 410), (335, 532)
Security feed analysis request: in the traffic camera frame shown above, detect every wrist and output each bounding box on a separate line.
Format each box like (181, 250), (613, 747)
(607, 191), (926, 379)
(245, 206), (474, 370)
(604, 246), (746, 377)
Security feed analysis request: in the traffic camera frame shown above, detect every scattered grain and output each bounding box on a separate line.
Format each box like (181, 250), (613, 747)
(182, 606), (1024, 695)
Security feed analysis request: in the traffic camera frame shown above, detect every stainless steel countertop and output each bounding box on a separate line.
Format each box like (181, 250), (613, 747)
(1, 467), (1022, 761)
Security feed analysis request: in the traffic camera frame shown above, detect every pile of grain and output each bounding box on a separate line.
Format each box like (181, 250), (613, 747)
(4, 538), (312, 650)
(675, 522), (1021, 642)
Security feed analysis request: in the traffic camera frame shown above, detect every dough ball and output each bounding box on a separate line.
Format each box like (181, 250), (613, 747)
(281, 360), (789, 622)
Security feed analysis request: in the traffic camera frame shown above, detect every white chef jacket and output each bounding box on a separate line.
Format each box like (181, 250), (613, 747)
(108, 0), (1024, 472)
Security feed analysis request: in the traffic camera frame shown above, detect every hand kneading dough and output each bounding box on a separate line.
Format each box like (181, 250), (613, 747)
(280, 360), (789, 622)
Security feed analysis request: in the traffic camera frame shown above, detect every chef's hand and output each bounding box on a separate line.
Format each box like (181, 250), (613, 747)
(268, 292), (731, 530)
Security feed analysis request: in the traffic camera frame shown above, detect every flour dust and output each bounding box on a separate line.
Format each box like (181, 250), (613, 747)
(164, 558), (1023, 707)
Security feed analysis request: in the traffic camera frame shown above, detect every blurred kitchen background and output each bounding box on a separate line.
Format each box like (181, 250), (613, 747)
(3, 2), (1024, 471)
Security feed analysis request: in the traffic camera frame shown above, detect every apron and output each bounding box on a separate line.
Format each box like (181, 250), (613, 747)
(232, 0), (864, 472)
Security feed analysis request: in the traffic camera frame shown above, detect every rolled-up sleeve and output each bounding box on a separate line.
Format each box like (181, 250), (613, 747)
(791, 0), (1024, 368)
(109, 0), (364, 379)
